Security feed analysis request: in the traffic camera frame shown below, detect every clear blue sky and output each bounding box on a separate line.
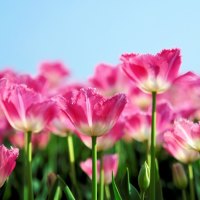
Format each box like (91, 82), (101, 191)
(0, 1), (200, 80)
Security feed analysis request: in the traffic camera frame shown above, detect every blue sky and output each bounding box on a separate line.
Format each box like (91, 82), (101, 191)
(0, 1), (200, 81)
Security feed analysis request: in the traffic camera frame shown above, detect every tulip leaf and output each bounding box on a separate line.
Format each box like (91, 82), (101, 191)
(120, 168), (141, 200)
(57, 175), (75, 200)
(112, 173), (122, 200)
(48, 178), (60, 200)
(155, 159), (163, 200)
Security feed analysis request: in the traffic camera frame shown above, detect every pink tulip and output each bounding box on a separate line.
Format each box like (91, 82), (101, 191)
(160, 72), (200, 119)
(39, 61), (70, 88)
(128, 86), (151, 112)
(164, 130), (200, 164)
(124, 112), (151, 142)
(9, 131), (50, 150)
(48, 109), (75, 137)
(77, 121), (124, 151)
(88, 63), (132, 96)
(168, 119), (200, 151)
(0, 145), (19, 188)
(124, 102), (174, 143)
(120, 48), (181, 93)
(80, 154), (118, 184)
(0, 80), (56, 133)
(59, 88), (127, 137)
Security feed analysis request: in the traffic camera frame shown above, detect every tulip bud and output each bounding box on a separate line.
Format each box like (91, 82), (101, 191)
(47, 172), (57, 188)
(172, 163), (188, 189)
(138, 161), (150, 192)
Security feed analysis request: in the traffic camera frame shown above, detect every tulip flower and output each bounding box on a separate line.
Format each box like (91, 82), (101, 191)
(0, 80), (56, 134)
(164, 118), (200, 200)
(0, 145), (19, 188)
(39, 61), (70, 89)
(59, 87), (126, 200)
(164, 131), (200, 164)
(0, 80), (56, 200)
(121, 48), (181, 199)
(164, 119), (200, 158)
(88, 63), (132, 96)
(120, 48), (181, 94)
(9, 131), (50, 150)
(59, 87), (127, 137)
(80, 154), (118, 184)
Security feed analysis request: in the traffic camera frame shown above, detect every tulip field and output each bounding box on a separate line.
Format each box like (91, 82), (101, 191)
(1, 48), (200, 200)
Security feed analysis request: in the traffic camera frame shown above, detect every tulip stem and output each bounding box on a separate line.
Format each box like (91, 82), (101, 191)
(182, 189), (187, 200)
(150, 91), (157, 200)
(25, 131), (34, 200)
(92, 136), (97, 200)
(67, 134), (76, 185)
(140, 191), (145, 200)
(105, 185), (111, 200)
(67, 133), (82, 200)
(99, 152), (104, 200)
(188, 163), (195, 200)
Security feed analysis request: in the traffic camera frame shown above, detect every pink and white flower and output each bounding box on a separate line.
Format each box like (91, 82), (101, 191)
(0, 80), (56, 133)
(164, 130), (200, 164)
(39, 61), (70, 89)
(48, 108), (75, 137)
(9, 131), (50, 150)
(120, 48), (181, 93)
(58, 88), (127, 137)
(80, 154), (118, 184)
(88, 63), (132, 96)
(166, 119), (200, 151)
(0, 145), (19, 188)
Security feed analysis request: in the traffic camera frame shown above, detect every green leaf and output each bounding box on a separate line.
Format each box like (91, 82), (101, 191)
(112, 173), (122, 200)
(155, 159), (163, 200)
(129, 184), (141, 200)
(48, 178), (60, 200)
(120, 168), (141, 200)
(57, 175), (75, 200)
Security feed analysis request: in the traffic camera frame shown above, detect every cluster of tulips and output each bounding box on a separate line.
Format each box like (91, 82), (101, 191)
(1, 48), (200, 200)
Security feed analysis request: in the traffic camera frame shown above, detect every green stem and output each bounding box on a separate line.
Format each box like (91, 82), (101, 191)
(92, 136), (97, 200)
(105, 185), (111, 200)
(24, 143), (28, 200)
(25, 131), (34, 200)
(150, 91), (157, 200)
(182, 189), (187, 200)
(67, 133), (82, 200)
(188, 163), (195, 200)
(99, 152), (104, 200)
(67, 134), (76, 186)
(140, 191), (145, 200)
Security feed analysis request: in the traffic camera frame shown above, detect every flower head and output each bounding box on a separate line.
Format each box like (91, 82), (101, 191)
(0, 145), (19, 188)
(80, 154), (118, 184)
(39, 61), (70, 89)
(121, 49), (181, 93)
(58, 88), (127, 137)
(163, 127), (200, 164)
(0, 80), (56, 133)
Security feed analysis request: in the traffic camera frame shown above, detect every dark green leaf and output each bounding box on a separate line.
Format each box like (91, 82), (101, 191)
(57, 175), (75, 200)
(112, 173), (122, 200)
(120, 168), (141, 200)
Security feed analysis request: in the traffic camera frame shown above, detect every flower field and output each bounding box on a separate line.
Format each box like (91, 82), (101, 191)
(1, 48), (200, 200)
